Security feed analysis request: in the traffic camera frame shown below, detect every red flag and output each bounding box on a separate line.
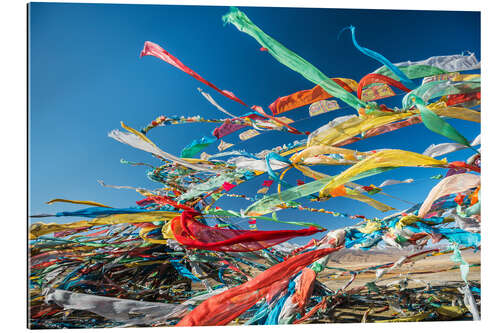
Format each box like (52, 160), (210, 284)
(262, 180), (273, 187)
(141, 41), (247, 106)
(170, 210), (321, 252)
(176, 246), (340, 326)
(222, 182), (236, 191)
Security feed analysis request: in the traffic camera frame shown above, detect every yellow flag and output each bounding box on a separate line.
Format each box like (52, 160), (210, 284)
(46, 198), (111, 208)
(319, 149), (446, 197)
(308, 112), (414, 147)
(29, 211), (179, 239)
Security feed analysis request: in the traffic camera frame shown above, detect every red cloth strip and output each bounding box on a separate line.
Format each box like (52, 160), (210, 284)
(356, 73), (411, 99)
(171, 210), (322, 252)
(448, 161), (480, 173)
(268, 78), (354, 115)
(176, 246), (340, 326)
(141, 41), (247, 106)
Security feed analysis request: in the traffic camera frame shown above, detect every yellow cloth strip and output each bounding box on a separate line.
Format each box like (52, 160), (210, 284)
(395, 215), (422, 229)
(29, 211), (179, 239)
(121, 121), (155, 145)
(308, 112), (414, 147)
(290, 145), (370, 164)
(343, 188), (394, 212)
(430, 104), (481, 123)
(45, 199), (112, 208)
(453, 74), (480, 82)
(435, 305), (468, 320)
(375, 311), (432, 323)
(338, 78), (359, 90)
(293, 164), (330, 180)
(300, 159), (358, 166)
(358, 221), (382, 234)
(280, 145), (307, 157)
(291, 165), (393, 212)
(308, 104), (479, 149)
(182, 158), (214, 164)
(124, 260), (169, 268)
(277, 166), (293, 202)
(161, 221), (175, 240)
(319, 149), (447, 197)
(396, 215), (455, 229)
(139, 226), (167, 244)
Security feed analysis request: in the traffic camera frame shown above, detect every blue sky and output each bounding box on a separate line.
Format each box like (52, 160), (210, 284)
(28, 3), (480, 241)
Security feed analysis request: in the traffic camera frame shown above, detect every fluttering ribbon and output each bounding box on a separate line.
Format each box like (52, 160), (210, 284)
(340, 25), (417, 89)
(170, 210), (323, 252)
(141, 41), (247, 106)
(223, 7), (367, 111)
(176, 247), (340, 326)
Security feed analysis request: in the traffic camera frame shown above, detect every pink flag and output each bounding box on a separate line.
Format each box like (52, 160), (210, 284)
(212, 119), (247, 139)
(222, 182), (236, 191)
(140, 41), (247, 106)
(262, 180), (273, 187)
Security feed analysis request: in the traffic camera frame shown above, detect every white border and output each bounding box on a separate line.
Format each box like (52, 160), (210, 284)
(2, 1), (499, 332)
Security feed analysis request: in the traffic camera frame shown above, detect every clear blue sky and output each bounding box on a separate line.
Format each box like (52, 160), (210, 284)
(28, 3), (480, 240)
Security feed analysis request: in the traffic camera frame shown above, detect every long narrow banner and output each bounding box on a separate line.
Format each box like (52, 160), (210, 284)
(268, 78), (357, 115)
(222, 7), (367, 111)
(319, 149), (448, 197)
(170, 210), (322, 252)
(141, 41), (247, 106)
(197, 87), (238, 118)
(44, 287), (227, 326)
(343, 25), (417, 89)
(373, 53), (481, 80)
(29, 211), (179, 239)
(109, 122), (216, 173)
(244, 149), (446, 216)
(176, 247), (340, 326)
(45, 198), (112, 208)
(268, 73), (400, 116)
